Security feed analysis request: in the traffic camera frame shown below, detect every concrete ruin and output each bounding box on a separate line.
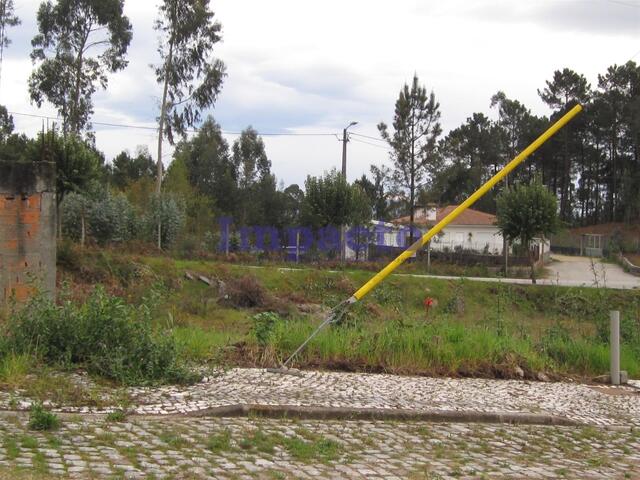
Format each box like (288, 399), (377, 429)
(0, 161), (56, 304)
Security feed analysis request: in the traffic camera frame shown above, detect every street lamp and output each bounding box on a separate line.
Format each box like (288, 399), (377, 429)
(341, 121), (358, 178)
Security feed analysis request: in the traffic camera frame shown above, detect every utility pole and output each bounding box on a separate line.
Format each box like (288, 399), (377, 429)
(340, 121), (358, 262)
(503, 173), (509, 275)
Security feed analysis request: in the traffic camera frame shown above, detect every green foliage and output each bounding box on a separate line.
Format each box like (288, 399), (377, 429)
(28, 0), (132, 134)
(497, 179), (560, 281)
(28, 402), (60, 431)
(0, 0), (20, 53)
(354, 165), (390, 221)
(171, 117), (234, 214)
(144, 194), (186, 247)
(88, 192), (137, 244)
(497, 180), (560, 245)
(110, 146), (156, 189)
(5, 287), (195, 385)
(206, 429), (232, 453)
(26, 130), (101, 207)
(62, 191), (137, 244)
(433, 112), (502, 212)
(105, 410), (127, 423)
(302, 169), (372, 228)
(251, 312), (280, 347)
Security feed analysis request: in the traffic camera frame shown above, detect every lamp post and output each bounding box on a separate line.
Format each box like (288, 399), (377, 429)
(340, 121), (358, 262)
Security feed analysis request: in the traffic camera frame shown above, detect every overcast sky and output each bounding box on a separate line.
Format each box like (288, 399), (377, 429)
(1, 0), (639, 187)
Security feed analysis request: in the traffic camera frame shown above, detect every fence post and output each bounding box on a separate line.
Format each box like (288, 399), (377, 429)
(296, 231), (300, 264)
(610, 310), (620, 386)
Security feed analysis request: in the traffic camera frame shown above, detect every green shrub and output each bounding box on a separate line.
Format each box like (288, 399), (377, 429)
(63, 191), (137, 245)
(6, 287), (197, 385)
(105, 410), (127, 423)
(28, 403), (60, 431)
(143, 194), (186, 247)
(251, 312), (280, 346)
(88, 193), (137, 244)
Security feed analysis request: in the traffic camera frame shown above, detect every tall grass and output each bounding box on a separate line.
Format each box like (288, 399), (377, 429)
(260, 315), (640, 378)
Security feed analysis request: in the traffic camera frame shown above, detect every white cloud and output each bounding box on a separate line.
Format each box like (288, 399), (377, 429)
(1, 0), (637, 187)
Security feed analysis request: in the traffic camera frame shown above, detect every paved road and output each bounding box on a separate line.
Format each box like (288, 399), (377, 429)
(0, 413), (639, 479)
(544, 254), (640, 289)
(2, 369), (639, 428)
(272, 258), (640, 289)
(0, 369), (639, 478)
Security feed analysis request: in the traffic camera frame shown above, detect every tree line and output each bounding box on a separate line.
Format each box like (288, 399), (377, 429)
(0, 0), (637, 252)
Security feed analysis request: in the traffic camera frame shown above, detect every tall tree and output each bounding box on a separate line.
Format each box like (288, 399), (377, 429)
(172, 116), (236, 215)
(538, 69), (591, 220)
(434, 112), (502, 212)
(153, 0), (226, 195)
(111, 146), (156, 190)
(0, 0), (20, 87)
(378, 74), (441, 242)
(354, 164), (390, 220)
(301, 169), (358, 229)
(232, 126), (271, 224)
(0, 104), (13, 142)
(28, 0), (132, 134)
(592, 62), (640, 222)
(281, 184), (304, 226)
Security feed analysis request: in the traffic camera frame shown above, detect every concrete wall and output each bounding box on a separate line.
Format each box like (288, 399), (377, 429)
(0, 161), (56, 303)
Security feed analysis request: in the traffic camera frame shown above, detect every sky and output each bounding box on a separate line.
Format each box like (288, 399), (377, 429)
(1, 0), (639, 187)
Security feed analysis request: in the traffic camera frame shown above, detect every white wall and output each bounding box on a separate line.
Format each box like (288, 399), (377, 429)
(430, 225), (504, 254)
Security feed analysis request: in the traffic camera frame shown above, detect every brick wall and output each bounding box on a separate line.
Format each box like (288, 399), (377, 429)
(0, 161), (56, 304)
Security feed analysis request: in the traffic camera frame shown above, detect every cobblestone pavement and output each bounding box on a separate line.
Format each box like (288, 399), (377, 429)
(0, 412), (639, 479)
(1, 369), (639, 428)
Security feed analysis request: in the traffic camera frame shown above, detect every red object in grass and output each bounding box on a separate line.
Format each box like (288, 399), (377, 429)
(423, 297), (434, 309)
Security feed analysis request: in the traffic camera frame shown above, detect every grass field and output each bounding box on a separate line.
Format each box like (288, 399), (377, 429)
(36, 245), (639, 382)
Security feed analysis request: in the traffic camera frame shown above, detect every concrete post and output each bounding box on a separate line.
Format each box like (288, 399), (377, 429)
(610, 310), (620, 386)
(0, 161), (57, 304)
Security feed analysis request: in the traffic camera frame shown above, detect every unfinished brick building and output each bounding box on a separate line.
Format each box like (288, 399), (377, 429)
(0, 161), (56, 304)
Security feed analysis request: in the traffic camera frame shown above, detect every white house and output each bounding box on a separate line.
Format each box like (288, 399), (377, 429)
(390, 204), (505, 254)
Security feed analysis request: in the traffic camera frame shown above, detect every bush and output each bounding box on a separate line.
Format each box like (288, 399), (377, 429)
(88, 193), (137, 244)
(6, 288), (197, 386)
(251, 312), (280, 346)
(143, 194), (186, 247)
(28, 403), (60, 431)
(62, 191), (137, 245)
(222, 275), (270, 308)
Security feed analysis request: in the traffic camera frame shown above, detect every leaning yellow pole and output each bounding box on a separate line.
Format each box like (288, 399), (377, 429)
(349, 104), (583, 303)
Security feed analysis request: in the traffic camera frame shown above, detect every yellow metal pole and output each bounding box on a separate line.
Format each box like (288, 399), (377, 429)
(349, 104), (582, 302)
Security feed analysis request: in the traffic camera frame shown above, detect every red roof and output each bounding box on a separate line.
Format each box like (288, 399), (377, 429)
(391, 205), (497, 227)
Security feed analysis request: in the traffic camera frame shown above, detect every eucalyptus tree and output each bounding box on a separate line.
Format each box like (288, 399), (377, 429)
(153, 0), (226, 247)
(28, 0), (132, 134)
(378, 74), (441, 242)
(0, 0), (20, 86)
(153, 0), (226, 191)
(232, 126), (271, 224)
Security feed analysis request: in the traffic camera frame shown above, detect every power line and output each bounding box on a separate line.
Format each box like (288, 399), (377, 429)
(350, 132), (387, 143)
(7, 111), (339, 137)
(350, 137), (392, 151)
